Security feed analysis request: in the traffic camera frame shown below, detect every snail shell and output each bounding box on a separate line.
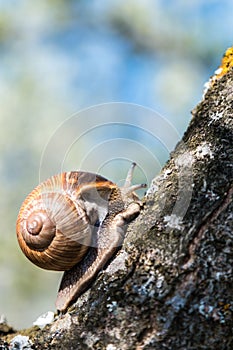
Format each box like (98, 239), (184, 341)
(16, 172), (115, 270)
(16, 164), (146, 311)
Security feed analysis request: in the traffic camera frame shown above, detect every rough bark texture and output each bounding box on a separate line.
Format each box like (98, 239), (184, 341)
(1, 48), (233, 349)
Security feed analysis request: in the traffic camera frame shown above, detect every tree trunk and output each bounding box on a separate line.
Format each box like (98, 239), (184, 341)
(1, 47), (233, 350)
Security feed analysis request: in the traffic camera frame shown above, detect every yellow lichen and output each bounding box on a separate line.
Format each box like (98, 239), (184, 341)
(203, 46), (233, 96)
(215, 47), (233, 79)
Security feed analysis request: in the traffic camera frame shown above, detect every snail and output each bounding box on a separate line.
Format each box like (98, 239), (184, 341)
(16, 163), (146, 312)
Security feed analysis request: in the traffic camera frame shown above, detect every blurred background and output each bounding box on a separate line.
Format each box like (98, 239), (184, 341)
(0, 0), (232, 329)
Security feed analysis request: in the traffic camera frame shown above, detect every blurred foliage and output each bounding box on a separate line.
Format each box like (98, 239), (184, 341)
(0, 0), (232, 328)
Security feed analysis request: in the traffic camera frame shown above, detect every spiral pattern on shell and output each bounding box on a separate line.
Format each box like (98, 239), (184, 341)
(16, 172), (114, 271)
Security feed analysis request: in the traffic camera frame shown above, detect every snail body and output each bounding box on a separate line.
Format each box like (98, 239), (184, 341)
(16, 164), (146, 311)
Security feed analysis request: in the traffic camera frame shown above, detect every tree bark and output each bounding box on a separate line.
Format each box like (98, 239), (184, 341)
(1, 48), (233, 349)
